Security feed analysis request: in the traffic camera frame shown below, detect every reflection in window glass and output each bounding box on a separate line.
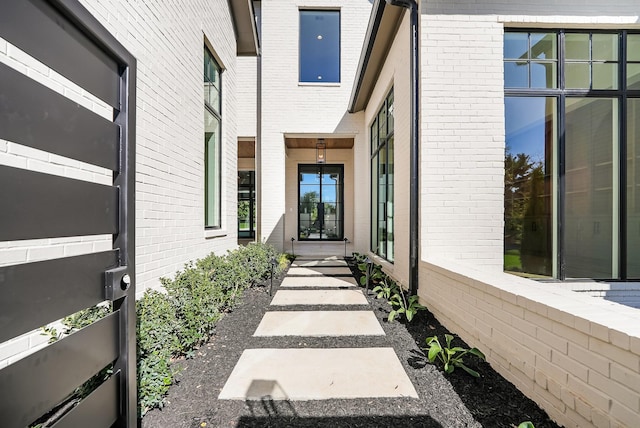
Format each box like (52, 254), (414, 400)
(504, 32), (528, 59)
(593, 63), (618, 90)
(205, 110), (220, 228)
(531, 33), (557, 59)
(531, 62), (557, 88)
(565, 33), (590, 60)
(504, 97), (556, 277)
(627, 99), (640, 277)
(565, 62), (590, 89)
(504, 32), (557, 89)
(504, 62), (528, 88)
(238, 171), (255, 239)
(299, 10), (340, 83)
(298, 165), (343, 240)
(370, 90), (394, 262)
(628, 34), (640, 61)
(592, 33), (618, 61)
(628, 64), (640, 90)
(564, 98), (618, 279)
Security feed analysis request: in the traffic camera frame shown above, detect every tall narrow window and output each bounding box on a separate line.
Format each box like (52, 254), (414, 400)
(204, 47), (221, 228)
(299, 10), (340, 83)
(371, 90), (394, 262)
(238, 171), (256, 238)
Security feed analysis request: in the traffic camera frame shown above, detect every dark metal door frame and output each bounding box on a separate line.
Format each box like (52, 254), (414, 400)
(0, 0), (136, 426)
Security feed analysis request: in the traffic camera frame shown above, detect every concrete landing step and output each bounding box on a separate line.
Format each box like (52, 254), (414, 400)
(288, 266), (353, 276)
(292, 259), (348, 267)
(270, 289), (368, 306)
(253, 311), (385, 337)
(280, 276), (357, 288)
(218, 347), (418, 400)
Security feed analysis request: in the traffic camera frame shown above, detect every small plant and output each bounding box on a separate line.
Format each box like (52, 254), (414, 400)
(517, 423), (535, 428)
(372, 277), (400, 300)
(357, 262), (384, 286)
(424, 334), (486, 377)
(389, 289), (426, 322)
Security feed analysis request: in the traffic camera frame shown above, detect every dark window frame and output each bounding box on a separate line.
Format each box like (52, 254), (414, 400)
(504, 29), (640, 280)
(238, 170), (256, 239)
(370, 89), (394, 263)
(298, 9), (341, 83)
(297, 163), (345, 241)
(204, 46), (222, 229)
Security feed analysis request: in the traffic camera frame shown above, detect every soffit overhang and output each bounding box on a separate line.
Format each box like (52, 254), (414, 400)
(285, 137), (354, 150)
(348, 0), (404, 113)
(229, 0), (259, 56)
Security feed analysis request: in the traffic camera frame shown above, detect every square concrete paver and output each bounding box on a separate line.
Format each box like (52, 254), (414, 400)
(218, 348), (418, 400)
(292, 259), (348, 267)
(288, 266), (353, 276)
(270, 289), (368, 306)
(280, 276), (357, 288)
(254, 311), (385, 337)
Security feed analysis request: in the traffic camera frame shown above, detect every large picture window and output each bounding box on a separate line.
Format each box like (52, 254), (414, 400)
(205, 47), (221, 228)
(504, 30), (640, 280)
(371, 90), (394, 262)
(299, 10), (340, 83)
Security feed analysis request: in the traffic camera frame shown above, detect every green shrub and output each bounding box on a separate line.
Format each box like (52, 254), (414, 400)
(161, 262), (225, 353)
(137, 350), (174, 416)
(137, 290), (180, 357)
(44, 241), (285, 419)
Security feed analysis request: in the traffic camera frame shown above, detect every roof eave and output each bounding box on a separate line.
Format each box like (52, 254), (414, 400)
(348, 0), (404, 113)
(229, 0), (259, 56)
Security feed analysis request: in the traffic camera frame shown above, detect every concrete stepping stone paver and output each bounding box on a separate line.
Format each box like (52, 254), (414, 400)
(270, 289), (368, 306)
(280, 276), (357, 288)
(292, 259), (348, 267)
(287, 266), (353, 276)
(253, 311), (385, 337)
(218, 347), (418, 400)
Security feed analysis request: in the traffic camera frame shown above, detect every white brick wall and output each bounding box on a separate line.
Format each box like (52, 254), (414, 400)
(1, 0), (247, 365)
(237, 57), (258, 138)
(79, 0), (242, 292)
(420, 12), (505, 269)
(259, 0), (371, 251)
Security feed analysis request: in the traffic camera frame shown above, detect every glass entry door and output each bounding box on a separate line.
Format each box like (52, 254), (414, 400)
(238, 171), (255, 238)
(298, 164), (343, 240)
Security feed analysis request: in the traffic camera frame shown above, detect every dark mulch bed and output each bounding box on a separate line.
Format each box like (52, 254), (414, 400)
(141, 259), (561, 428)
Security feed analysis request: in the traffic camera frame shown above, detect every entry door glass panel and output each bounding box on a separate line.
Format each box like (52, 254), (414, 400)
(238, 171), (255, 238)
(299, 164), (343, 240)
(564, 98), (618, 278)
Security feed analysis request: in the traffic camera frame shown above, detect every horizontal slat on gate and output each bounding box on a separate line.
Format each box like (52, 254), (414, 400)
(0, 0), (120, 108)
(0, 251), (119, 343)
(0, 312), (119, 428)
(0, 63), (119, 171)
(51, 372), (119, 428)
(0, 166), (118, 241)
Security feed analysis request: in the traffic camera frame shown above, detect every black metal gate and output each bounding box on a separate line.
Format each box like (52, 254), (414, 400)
(0, 0), (136, 426)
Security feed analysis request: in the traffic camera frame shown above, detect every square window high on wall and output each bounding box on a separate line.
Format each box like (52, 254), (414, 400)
(204, 46), (222, 229)
(299, 9), (340, 83)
